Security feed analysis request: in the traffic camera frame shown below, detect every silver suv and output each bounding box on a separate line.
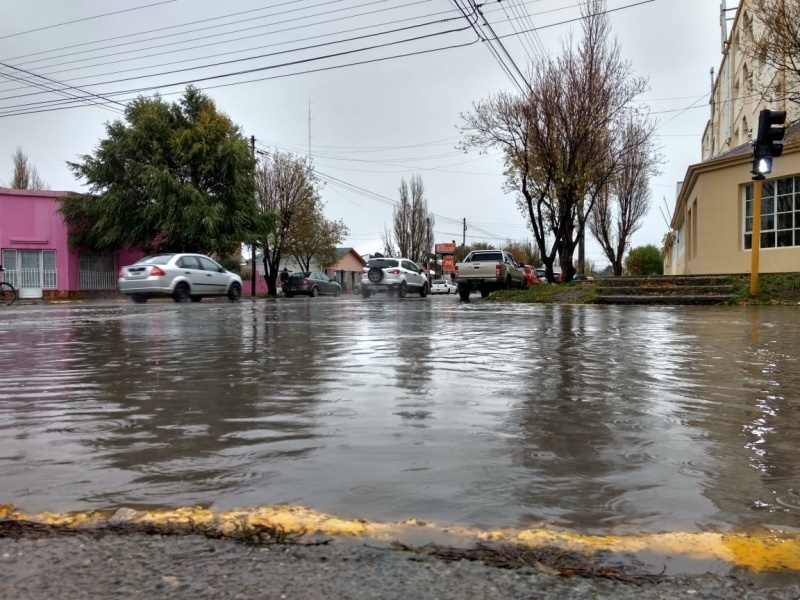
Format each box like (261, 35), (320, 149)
(360, 257), (429, 299)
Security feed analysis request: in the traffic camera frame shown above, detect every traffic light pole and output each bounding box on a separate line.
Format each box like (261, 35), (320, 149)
(750, 178), (763, 296)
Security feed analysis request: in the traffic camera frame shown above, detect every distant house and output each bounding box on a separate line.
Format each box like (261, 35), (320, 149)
(0, 188), (144, 298)
(252, 247), (366, 294)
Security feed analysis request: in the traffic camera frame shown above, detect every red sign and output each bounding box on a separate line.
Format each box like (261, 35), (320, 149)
(435, 242), (456, 254)
(442, 255), (455, 272)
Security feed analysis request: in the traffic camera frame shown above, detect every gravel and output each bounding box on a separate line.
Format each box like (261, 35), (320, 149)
(2, 534), (799, 600)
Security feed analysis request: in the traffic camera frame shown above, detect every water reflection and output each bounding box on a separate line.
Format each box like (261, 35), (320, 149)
(0, 301), (799, 538)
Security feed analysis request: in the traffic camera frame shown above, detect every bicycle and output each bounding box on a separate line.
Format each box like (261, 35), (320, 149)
(0, 265), (17, 306)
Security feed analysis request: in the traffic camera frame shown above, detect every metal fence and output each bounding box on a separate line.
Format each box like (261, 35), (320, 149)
(5, 268), (57, 289)
(79, 271), (118, 290)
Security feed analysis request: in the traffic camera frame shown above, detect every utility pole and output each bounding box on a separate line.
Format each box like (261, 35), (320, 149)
(308, 99), (312, 158)
(251, 135), (257, 297)
(462, 218), (467, 248)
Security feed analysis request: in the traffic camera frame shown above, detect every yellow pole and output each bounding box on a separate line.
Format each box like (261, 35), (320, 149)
(750, 178), (763, 295)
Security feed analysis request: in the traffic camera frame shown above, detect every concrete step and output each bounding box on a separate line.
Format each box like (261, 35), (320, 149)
(597, 275), (734, 288)
(595, 285), (734, 296)
(594, 294), (736, 305)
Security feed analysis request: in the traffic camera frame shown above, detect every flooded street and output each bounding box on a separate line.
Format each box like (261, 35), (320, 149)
(0, 297), (799, 541)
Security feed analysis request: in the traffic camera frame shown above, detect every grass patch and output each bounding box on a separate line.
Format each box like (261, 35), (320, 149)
(488, 283), (597, 304)
(729, 272), (800, 305)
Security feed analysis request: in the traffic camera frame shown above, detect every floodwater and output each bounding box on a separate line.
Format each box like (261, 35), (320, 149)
(1, 298), (799, 540)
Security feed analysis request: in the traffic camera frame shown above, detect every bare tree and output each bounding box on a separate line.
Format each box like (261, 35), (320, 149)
(286, 202), (349, 271)
(744, 0), (800, 108)
(588, 118), (660, 276)
(255, 151), (319, 295)
(7, 147), (49, 190)
(390, 174), (434, 263)
(460, 0), (649, 283)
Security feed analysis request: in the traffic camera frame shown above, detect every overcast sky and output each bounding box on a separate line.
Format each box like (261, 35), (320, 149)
(0, 0), (736, 266)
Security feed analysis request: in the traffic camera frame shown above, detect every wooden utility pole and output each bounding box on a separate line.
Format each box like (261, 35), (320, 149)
(251, 135), (257, 297)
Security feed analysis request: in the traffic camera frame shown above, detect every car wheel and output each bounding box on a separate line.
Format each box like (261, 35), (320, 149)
(190, 296), (202, 303)
(367, 267), (384, 283)
(480, 288), (491, 298)
(505, 276), (512, 290)
(172, 282), (190, 303)
(397, 282), (407, 298)
(227, 282), (242, 301)
(131, 294), (148, 304)
(285, 292), (294, 298)
(419, 283), (428, 298)
(310, 286), (319, 297)
(334, 287), (341, 297)
(458, 288), (471, 302)
(362, 289), (371, 299)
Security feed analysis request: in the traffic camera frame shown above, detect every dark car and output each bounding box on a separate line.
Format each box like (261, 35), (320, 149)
(283, 272), (342, 298)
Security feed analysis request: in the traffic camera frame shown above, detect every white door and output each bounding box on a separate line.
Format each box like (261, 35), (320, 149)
(19, 251), (43, 299)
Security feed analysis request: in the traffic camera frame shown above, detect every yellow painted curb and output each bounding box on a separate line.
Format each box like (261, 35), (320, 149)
(2, 503), (798, 572)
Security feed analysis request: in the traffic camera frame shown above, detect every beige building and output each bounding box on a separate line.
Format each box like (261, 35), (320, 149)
(666, 0), (800, 275)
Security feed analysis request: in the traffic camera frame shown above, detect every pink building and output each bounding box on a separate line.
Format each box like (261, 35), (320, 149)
(0, 188), (144, 299)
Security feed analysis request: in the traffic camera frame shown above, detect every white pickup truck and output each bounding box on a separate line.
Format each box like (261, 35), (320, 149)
(454, 250), (527, 301)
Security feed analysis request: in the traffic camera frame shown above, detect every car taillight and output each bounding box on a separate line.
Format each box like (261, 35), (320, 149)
(454, 264), (459, 275)
(387, 269), (401, 275)
(302, 278), (309, 285)
(361, 268), (368, 274)
(118, 268), (124, 278)
(150, 266), (166, 277)
(495, 264), (501, 277)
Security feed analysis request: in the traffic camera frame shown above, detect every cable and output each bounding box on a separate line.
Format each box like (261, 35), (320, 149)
(0, 15), (463, 105)
(0, 26), (477, 117)
(0, 0), (178, 42)
(0, 4), (454, 93)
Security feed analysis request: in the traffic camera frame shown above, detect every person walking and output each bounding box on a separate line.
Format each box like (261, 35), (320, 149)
(279, 267), (289, 288)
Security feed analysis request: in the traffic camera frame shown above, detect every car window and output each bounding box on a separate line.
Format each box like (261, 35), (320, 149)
(402, 260), (417, 272)
(136, 254), (174, 265)
(468, 251), (503, 262)
(367, 259), (399, 269)
(197, 256), (222, 272)
(176, 256), (201, 269)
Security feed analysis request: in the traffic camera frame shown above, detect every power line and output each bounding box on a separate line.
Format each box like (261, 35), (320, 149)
(0, 0), (178, 42)
(0, 4), (452, 94)
(0, 22), (476, 116)
(1, 0), (347, 65)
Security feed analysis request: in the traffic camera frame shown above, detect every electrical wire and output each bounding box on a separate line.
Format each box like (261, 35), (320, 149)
(0, 24), (477, 116)
(0, 0), (179, 42)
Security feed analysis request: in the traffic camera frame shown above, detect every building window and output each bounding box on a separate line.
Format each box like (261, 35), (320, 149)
(744, 176), (800, 249)
(79, 252), (118, 290)
(0, 249), (57, 288)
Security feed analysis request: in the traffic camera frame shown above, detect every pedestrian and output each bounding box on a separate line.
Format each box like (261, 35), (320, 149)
(279, 267), (289, 287)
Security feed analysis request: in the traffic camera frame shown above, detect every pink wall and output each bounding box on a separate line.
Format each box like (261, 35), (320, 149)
(0, 188), (144, 292)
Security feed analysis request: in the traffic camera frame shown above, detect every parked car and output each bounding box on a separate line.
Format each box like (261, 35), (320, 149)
(523, 265), (541, 288)
(118, 253), (242, 303)
(573, 274), (594, 283)
(359, 257), (429, 299)
(283, 271), (342, 297)
(431, 279), (457, 294)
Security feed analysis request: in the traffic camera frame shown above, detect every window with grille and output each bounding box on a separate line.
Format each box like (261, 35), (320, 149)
(0, 249), (57, 288)
(79, 252), (118, 289)
(744, 176), (800, 250)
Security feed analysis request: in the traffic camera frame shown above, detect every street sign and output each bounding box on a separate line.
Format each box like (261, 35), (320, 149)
(435, 242), (456, 254)
(442, 255), (455, 272)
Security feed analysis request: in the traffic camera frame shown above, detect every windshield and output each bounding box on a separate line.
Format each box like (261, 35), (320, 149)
(288, 273), (311, 279)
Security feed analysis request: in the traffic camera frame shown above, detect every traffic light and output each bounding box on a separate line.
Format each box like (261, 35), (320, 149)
(752, 109), (787, 178)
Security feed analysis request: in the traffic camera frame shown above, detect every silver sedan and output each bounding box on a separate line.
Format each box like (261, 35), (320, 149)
(118, 253), (243, 303)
